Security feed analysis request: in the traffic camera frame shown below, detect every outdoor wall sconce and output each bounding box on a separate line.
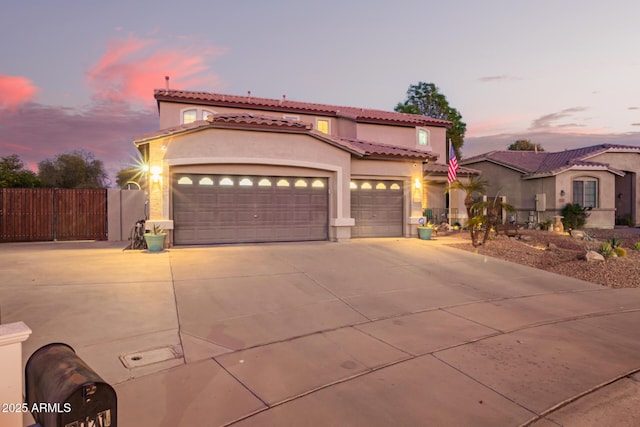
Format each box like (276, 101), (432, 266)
(150, 166), (162, 183)
(560, 190), (565, 196)
(412, 178), (422, 202)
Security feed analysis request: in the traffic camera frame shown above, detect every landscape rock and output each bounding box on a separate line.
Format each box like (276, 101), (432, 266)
(570, 230), (585, 239)
(585, 251), (605, 262)
(547, 243), (558, 251)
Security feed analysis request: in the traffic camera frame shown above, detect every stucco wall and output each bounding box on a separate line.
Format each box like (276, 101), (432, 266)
(589, 152), (640, 225)
(159, 102), (341, 136)
(466, 160), (618, 227)
(158, 102), (447, 160)
(555, 170), (616, 228)
(355, 122), (445, 159)
(148, 128), (352, 222)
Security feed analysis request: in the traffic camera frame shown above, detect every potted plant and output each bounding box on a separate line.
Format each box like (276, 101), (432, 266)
(144, 224), (166, 252)
(417, 222), (437, 240)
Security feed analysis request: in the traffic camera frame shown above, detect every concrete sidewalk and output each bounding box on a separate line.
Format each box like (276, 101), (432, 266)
(2, 237), (639, 426)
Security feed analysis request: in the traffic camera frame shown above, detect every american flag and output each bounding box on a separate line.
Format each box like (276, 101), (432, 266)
(447, 141), (459, 183)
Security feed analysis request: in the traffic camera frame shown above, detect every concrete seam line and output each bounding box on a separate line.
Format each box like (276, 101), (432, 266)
(168, 251), (186, 368)
(518, 368), (640, 427)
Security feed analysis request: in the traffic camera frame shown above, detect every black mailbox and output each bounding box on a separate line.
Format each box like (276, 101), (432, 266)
(25, 343), (117, 427)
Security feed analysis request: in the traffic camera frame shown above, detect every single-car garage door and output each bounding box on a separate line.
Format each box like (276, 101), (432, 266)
(173, 174), (328, 244)
(350, 179), (403, 237)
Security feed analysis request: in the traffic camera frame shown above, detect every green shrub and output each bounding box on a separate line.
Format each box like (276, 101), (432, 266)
(634, 242), (640, 251)
(561, 203), (591, 230)
(614, 247), (627, 258)
(598, 242), (614, 259)
(616, 215), (633, 226)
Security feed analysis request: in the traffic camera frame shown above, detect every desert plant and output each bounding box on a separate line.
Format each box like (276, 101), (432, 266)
(540, 219), (553, 231)
(614, 247), (627, 258)
(608, 236), (622, 249)
(633, 242), (640, 251)
(561, 203), (591, 230)
(598, 242), (614, 259)
(150, 224), (165, 235)
(616, 215), (633, 226)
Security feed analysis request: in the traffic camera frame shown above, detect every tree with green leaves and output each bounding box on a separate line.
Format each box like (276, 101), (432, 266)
(38, 150), (108, 189)
(0, 154), (41, 188)
(395, 82), (466, 159)
(508, 139), (544, 151)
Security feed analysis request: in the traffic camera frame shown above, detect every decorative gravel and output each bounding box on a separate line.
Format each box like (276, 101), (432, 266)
(446, 228), (640, 288)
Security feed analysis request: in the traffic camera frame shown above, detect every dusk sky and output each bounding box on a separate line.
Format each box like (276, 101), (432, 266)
(2, 0), (639, 183)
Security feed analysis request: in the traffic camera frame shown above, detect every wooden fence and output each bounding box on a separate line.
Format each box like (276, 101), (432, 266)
(0, 188), (108, 242)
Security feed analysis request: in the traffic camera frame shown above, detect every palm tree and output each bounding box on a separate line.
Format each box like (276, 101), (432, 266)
(471, 195), (515, 246)
(449, 177), (513, 247)
(449, 177), (487, 246)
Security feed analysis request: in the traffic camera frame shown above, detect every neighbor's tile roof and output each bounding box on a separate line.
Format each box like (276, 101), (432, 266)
(460, 144), (639, 177)
(134, 114), (436, 161)
(154, 89), (452, 128)
(423, 163), (480, 176)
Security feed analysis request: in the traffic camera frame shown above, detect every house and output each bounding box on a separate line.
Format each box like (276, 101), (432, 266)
(460, 144), (640, 228)
(133, 89), (474, 245)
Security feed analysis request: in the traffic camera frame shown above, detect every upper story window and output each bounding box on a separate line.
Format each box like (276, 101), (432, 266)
(316, 119), (330, 135)
(182, 109), (197, 124)
(573, 178), (598, 208)
(182, 108), (216, 124)
(417, 128), (429, 146)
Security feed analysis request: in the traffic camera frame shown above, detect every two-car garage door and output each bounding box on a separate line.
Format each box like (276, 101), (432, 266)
(173, 174), (328, 245)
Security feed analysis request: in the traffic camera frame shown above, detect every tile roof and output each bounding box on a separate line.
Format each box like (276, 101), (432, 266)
(460, 144), (639, 177)
(134, 114), (436, 161)
(338, 138), (437, 161)
(133, 114), (311, 144)
(154, 89), (452, 128)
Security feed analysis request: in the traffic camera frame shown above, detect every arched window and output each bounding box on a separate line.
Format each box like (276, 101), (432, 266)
(572, 177), (598, 208)
(182, 109), (197, 124)
(203, 110), (215, 121)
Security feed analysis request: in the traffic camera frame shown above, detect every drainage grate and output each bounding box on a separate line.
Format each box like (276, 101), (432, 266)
(120, 346), (181, 369)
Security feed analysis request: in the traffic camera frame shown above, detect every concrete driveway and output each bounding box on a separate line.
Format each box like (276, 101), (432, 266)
(2, 237), (640, 426)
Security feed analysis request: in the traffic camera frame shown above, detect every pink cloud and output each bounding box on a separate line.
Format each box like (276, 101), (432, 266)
(0, 74), (38, 109)
(87, 35), (225, 105)
(0, 102), (158, 181)
(467, 115), (528, 137)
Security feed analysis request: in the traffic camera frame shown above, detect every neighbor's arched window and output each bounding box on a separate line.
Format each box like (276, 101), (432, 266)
(572, 177), (598, 208)
(182, 109), (197, 124)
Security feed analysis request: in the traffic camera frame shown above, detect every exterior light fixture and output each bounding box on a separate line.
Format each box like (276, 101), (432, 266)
(150, 166), (162, 183)
(412, 178), (422, 202)
(560, 190), (565, 196)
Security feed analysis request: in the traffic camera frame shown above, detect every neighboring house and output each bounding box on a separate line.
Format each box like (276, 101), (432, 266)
(460, 144), (640, 228)
(133, 89), (473, 245)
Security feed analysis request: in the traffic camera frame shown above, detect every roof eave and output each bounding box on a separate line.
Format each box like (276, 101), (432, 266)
(461, 158), (529, 175)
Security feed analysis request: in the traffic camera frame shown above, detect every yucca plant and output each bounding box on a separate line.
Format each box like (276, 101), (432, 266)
(608, 236), (622, 249)
(598, 242), (614, 259)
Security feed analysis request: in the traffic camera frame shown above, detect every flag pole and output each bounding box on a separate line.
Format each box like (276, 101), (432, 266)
(448, 140), (452, 227)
